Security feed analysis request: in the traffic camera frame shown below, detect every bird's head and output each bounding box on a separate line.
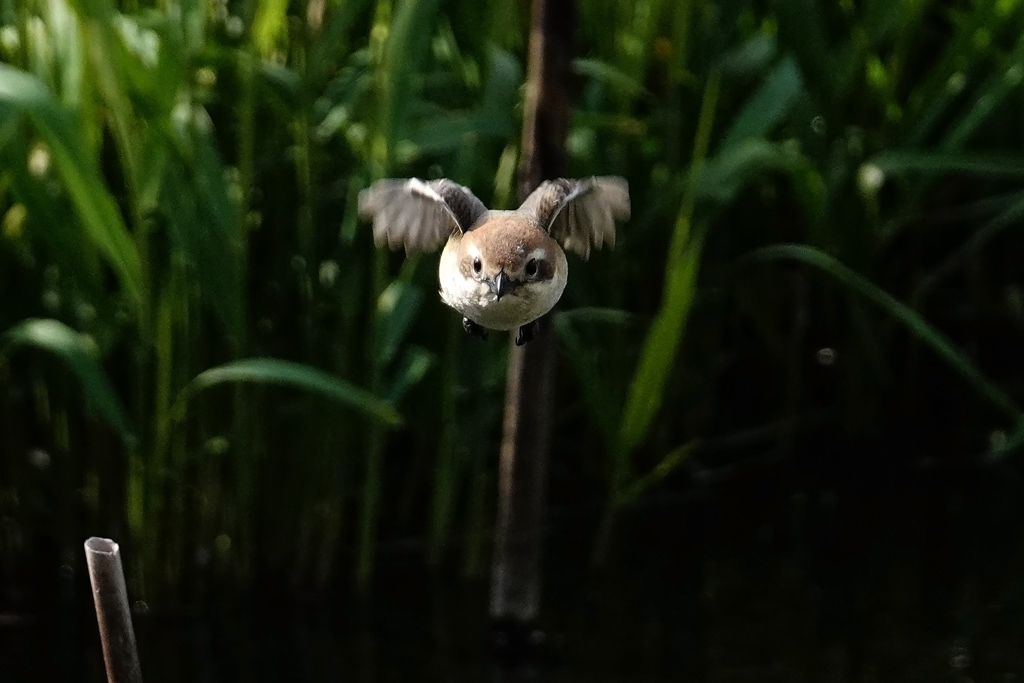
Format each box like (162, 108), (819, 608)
(457, 213), (564, 304)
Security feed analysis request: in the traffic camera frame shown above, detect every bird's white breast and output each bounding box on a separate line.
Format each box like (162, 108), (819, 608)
(438, 236), (568, 331)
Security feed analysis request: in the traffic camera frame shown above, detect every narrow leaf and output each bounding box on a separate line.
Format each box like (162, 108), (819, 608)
(747, 244), (1022, 420)
(870, 151), (1024, 176)
(618, 71), (719, 456)
(619, 441), (696, 504)
(720, 56), (803, 149)
(253, 0), (290, 56)
(0, 65), (143, 307)
(372, 281), (423, 370)
(175, 358), (402, 427)
(1, 319), (135, 442)
(385, 346), (435, 403)
(161, 114), (244, 337)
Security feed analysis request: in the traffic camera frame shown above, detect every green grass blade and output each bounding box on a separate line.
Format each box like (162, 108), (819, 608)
(0, 64), (143, 307)
(252, 0), (290, 56)
(1, 319), (136, 443)
(309, 0), (375, 80)
(869, 151), (1024, 176)
(372, 281), (423, 370)
(162, 123), (244, 338)
(617, 233), (704, 455)
(746, 244), (1022, 420)
(618, 70), (719, 457)
(719, 56), (803, 149)
(174, 358), (402, 427)
(698, 138), (792, 204)
(619, 440), (696, 504)
(372, 0), (441, 172)
(410, 49), (520, 153)
(0, 126), (104, 291)
(772, 0), (833, 100)
(385, 345), (434, 403)
(574, 58), (647, 98)
(941, 37), (1024, 151)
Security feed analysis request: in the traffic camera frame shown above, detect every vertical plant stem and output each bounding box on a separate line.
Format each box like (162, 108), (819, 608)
(594, 68), (719, 566)
(229, 35), (259, 589)
(490, 0), (575, 628)
(148, 282), (175, 589)
(356, 249), (390, 594)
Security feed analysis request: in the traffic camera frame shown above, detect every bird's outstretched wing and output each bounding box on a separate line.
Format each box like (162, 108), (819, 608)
(358, 178), (489, 253)
(518, 177), (630, 260)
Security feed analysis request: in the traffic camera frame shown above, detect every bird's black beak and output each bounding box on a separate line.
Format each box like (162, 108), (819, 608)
(494, 271), (510, 301)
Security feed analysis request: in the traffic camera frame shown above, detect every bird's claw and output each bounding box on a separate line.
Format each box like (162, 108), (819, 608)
(462, 317), (488, 340)
(515, 321), (537, 346)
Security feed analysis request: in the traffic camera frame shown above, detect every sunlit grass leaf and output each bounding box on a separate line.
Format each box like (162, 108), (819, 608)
(253, 0), (290, 56)
(44, 0), (85, 106)
(772, 0), (833, 99)
(693, 57), (805, 205)
(617, 229), (704, 455)
(1, 319), (135, 442)
(109, 13), (187, 119)
(410, 49), (520, 153)
(720, 56), (802, 149)
(574, 58), (647, 98)
(746, 244), (1022, 421)
(619, 441), (696, 504)
(135, 126), (169, 215)
(376, 0), (442, 159)
(941, 36), (1024, 151)
(258, 61), (302, 110)
(0, 64), (143, 307)
(315, 65), (373, 140)
(385, 345), (435, 403)
(698, 138), (792, 204)
(175, 358), (401, 427)
(161, 112), (244, 337)
(372, 281), (423, 370)
(309, 0), (375, 80)
(477, 47), (521, 130)
(618, 71), (719, 456)
(869, 151), (1024, 176)
(0, 128), (104, 290)
(720, 34), (777, 77)
(902, 3), (1007, 146)
(411, 112), (489, 153)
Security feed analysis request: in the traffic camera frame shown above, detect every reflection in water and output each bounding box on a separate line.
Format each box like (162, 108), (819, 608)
(5, 465), (1024, 682)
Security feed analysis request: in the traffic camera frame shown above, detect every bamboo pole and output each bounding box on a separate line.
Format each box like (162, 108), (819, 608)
(85, 537), (143, 683)
(489, 0), (576, 654)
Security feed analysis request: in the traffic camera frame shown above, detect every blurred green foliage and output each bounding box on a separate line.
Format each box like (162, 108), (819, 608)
(1, 0), (1023, 603)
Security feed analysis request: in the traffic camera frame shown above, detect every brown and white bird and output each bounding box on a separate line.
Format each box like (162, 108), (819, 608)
(358, 176), (630, 345)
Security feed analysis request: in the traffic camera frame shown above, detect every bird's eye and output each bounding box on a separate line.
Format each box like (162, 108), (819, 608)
(472, 256), (482, 274)
(525, 258), (538, 277)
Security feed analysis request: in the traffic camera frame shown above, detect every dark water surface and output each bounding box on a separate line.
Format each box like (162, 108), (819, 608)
(5, 458), (1024, 682)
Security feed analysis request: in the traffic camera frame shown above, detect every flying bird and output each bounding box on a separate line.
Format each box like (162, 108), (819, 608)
(358, 176), (630, 345)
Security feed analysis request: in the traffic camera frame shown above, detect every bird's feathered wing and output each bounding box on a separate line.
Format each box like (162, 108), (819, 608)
(518, 177), (630, 260)
(358, 178), (489, 253)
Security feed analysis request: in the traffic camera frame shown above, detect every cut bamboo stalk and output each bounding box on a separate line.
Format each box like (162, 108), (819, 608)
(489, 0), (576, 654)
(85, 537), (143, 683)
